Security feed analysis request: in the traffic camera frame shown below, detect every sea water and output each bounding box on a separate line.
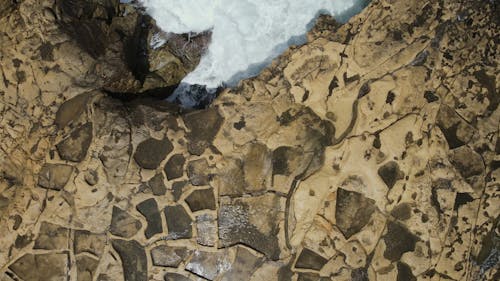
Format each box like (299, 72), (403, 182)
(139, 0), (369, 106)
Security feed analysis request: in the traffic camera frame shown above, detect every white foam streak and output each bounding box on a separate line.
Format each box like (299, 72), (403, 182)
(140, 0), (360, 88)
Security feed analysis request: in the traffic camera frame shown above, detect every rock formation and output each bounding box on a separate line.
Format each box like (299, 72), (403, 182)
(0, 0), (498, 280)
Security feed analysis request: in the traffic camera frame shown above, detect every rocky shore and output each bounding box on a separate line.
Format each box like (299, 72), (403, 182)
(0, 0), (498, 280)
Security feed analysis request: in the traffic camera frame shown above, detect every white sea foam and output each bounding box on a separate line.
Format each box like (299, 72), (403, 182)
(140, 0), (367, 90)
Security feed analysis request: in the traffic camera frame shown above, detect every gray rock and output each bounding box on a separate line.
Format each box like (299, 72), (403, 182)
(187, 158), (210, 186)
(183, 108), (223, 155)
(9, 253), (69, 281)
(37, 163), (74, 190)
(34, 221), (70, 250)
(56, 122), (93, 162)
(110, 206), (142, 238)
(111, 239), (148, 281)
(74, 230), (106, 257)
(55, 92), (91, 128)
(383, 221), (419, 262)
(148, 173), (167, 196)
(243, 142), (272, 192)
(164, 205), (192, 239)
(377, 161), (404, 189)
(272, 146), (303, 176)
(185, 188), (216, 212)
(133, 137), (173, 169)
(196, 214), (217, 246)
(136, 198), (163, 239)
(76, 255), (99, 281)
(294, 248), (328, 271)
(164, 273), (192, 281)
(220, 247), (264, 281)
(150, 245), (189, 267)
(218, 194), (281, 260)
(172, 181), (187, 201)
(335, 188), (377, 239)
(390, 203), (412, 221)
(185, 250), (232, 280)
(164, 154), (185, 180)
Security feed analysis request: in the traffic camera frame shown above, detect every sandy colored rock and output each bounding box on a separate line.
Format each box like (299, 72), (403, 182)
(37, 163), (74, 190)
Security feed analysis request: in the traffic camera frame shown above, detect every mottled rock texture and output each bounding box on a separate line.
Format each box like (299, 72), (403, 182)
(0, 0), (498, 280)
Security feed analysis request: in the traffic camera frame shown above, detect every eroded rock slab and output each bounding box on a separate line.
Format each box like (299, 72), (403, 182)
(185, 188), (216, 212)
(110, 206), (142, 238)
(183, 108), (223, 155)
(187, 158), (210, 186)
(164, 154), (185, 180)
(34, 221), (70, 250)
(220, 246), (264, 281)
(294, 248), (328, 271)
(9, 253), (69, 281)
(136, 198), (163, 238)
(56, 122), (93, 162)
(134, 137), (173, 169)
(218, 194), (281, 260)
(383, 222), (419, 262)
(148, 173), (167, 196)
(76, 255), (99, 281)
(37, 163), (74, 190)
(196, 213), (217, 246)
(185, 250), (233, 280)
(74, 230), (106, 257)
(335, 188), (377, 239)
(164, 205), (192, 239)
(151, 245), (189, 267)
(377, 161), (404, 189)
(164, 273), (192, 281)
(111, 239), (148, 281)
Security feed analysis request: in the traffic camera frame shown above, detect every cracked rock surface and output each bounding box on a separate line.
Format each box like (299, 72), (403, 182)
(0, 0), (499, 280)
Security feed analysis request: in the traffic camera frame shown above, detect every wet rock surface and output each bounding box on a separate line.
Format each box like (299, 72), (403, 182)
(0, 0), (499, 280)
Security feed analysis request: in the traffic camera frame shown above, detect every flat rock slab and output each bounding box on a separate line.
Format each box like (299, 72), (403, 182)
(55, 92), (91, 128)
(196, 214), (217, 246)
(148, 173), (167, 196)
(164, 153), (185, 180)
(294, 248), (328, 271)
(164, 273), (192, 281)
(377, 161), (404, 189)
(136, 198), (163, 238)
(56, 122), (93, 162)
(34, 221), (70, 250)
(383, 221), (419, 262)
(164, 205), (192, 239)
(111, 239), (148, 281)
(9, 253), (69, 281)
(218, 194), (281, 260)
(151, 245), (189, 267)
(183, 108), (223, 155)
(110, 206), (142, 238)
(74, 230), (106, 257)
(220, 246), (264, 281)
(37, 163), (74, 190)
(133, 137), (173, 169)
(185, 250), (233, 280)
(76, 255), (99, 281)
(187, 158), (210, 186)
(185, 188), (216, 212)
(335, 188), (377, 239)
